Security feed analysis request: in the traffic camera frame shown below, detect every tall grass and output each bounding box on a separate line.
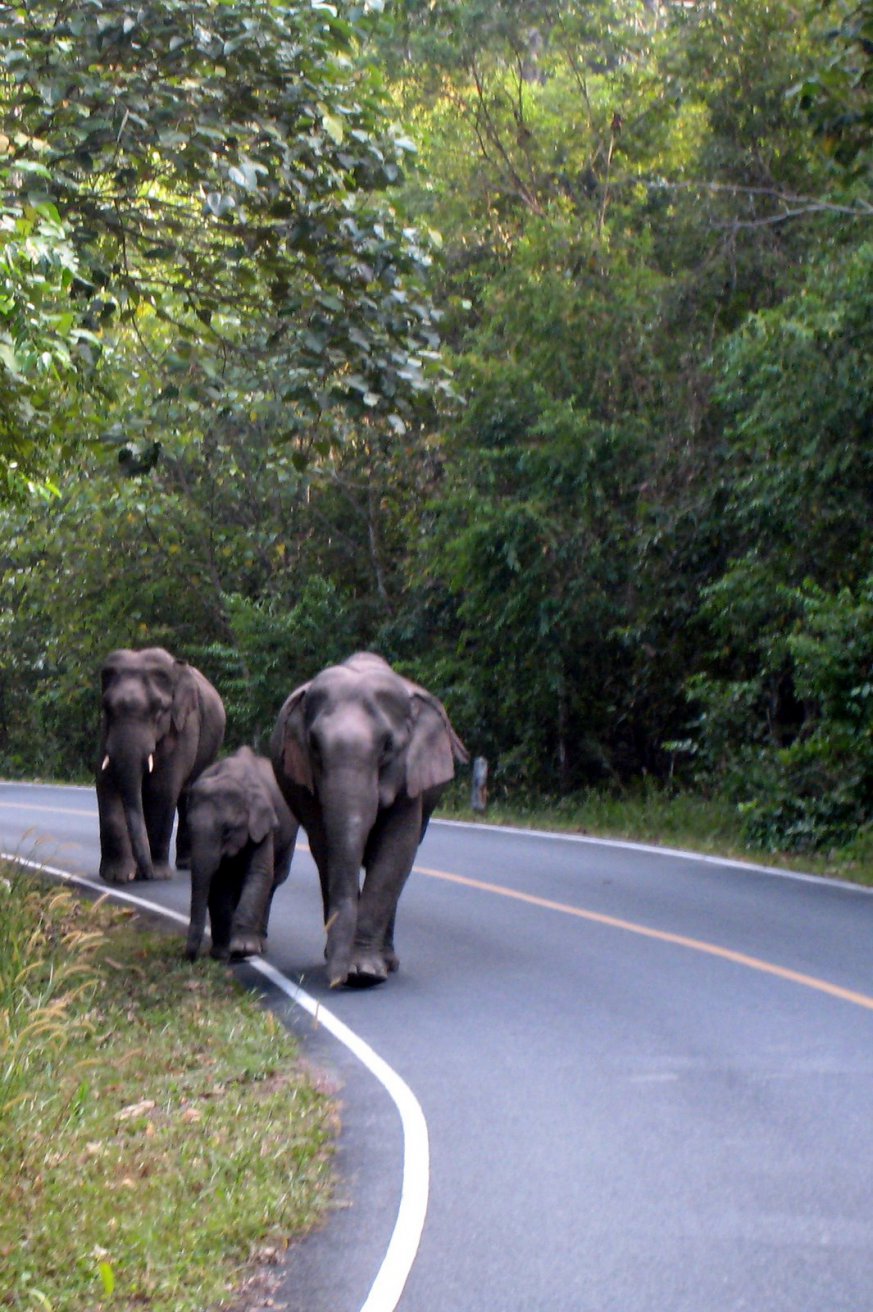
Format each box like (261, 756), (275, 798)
(0, 863), (334, 1312)
(0, 872), (108, 1119)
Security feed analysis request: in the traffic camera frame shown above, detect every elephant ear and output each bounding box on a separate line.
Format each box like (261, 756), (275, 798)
(245, 779), (279, 846)
(172, 661), (200, 734)
(405, 690), (469, 798)
(278, 685), (314, 794)
(100, 651), (124, 689)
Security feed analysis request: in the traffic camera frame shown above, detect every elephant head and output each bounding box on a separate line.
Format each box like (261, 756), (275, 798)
(101, 647), (198, 770)
(271, 652), (468, 987)
(97, 647), (225, 883)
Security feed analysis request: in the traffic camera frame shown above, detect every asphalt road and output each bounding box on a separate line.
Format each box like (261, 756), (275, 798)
(2, 782), (872, 1312)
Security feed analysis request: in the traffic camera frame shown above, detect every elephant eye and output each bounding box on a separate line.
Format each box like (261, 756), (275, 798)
(379, 732), (394, 762)
(150, 673), (173, 701)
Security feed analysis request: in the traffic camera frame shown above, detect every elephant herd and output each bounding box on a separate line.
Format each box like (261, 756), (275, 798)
(96, 647), (468, 988)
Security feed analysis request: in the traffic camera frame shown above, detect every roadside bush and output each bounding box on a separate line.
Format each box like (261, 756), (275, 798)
(697, 578), (873, 853)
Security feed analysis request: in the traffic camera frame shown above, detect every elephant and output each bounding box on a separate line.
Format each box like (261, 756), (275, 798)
(184, 747), (299, 962)
(97, 647), (226, 884)
(270, 652), (468, 989)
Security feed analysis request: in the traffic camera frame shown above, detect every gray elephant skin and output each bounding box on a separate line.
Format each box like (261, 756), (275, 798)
(185, 747), (298, 962)
(97, 647), (226, 884)
(271, 652), (468, 988)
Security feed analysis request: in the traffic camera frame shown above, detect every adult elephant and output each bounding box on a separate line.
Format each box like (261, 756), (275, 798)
(97, 647), (226, 884)
(270, 652), (468, 988)
(185, 747), (298, 962)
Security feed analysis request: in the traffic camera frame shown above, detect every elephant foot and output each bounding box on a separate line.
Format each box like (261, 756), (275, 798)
(228, 932), (266, 961)
(99, 859), (138, 885)
(141, 861), (174, 881)
(342, 949), (389, 989)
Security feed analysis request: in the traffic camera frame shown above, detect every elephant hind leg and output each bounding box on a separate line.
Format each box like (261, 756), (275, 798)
(175, 789), (192, 869)
(140, 779), (176, 872)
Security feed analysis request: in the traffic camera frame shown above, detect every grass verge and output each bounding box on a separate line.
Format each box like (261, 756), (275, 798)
(0, 863), (336, 1312)
(441, 784), (873, 887)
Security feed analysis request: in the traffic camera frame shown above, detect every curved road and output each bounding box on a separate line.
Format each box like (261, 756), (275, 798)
(2, 782), (872, 1311)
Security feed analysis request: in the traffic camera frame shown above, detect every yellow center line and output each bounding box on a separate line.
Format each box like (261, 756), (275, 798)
(415, 864), (873, 1013)
(0, 802), (96, 817)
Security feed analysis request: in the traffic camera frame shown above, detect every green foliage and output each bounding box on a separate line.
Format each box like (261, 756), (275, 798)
(0, 161), (93, 495)
(200, 578), (360, 750)
(714, 241), (873, 584)
(0, 0), (450, 490)
(416, 381), (648, 789)
(735, 579), (873, 852)
(791, 0), (873, 180)
(690, 242), (873, 849)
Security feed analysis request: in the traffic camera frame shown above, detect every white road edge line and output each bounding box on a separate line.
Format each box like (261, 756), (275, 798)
(434, 819), (873, 893)
(252, 959), (429, 1312)
(1, 853), (429, 1312)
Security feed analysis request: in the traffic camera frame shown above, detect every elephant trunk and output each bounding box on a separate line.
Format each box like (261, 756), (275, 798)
(104, 724), (157, 880)
(319, 769), (378, 986)
(124, 798), (154, 882)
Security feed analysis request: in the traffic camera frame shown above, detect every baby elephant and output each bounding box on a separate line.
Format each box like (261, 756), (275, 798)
(185, 747), (298, 962)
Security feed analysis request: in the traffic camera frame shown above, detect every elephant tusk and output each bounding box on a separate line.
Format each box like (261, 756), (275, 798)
(147, 754), (154, 774)
(101, 755), (110, 771)
(324, 911), (339, 934)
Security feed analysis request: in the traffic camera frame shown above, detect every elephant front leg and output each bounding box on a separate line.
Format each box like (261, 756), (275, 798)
(350, 799), (420, 987)
(324, 895), (359, 988)
(303, 821), (331, 926)
(97, 773), (137, 884)
(228, 837), (275, 960)
(382, 908), (400, 974)
(318, 822), (361, 987)
(186, 870), (210, 961)
(207, 876), (236, 961)
(142, 778), (177, 880)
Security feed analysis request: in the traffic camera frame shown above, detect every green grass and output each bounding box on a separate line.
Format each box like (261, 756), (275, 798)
(440, 783), (873, 886)
(0, 865), (335, 1312)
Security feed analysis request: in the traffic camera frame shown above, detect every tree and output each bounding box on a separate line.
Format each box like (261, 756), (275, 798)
(0, 160), (93, 496)
(0, 0), (450, 489)
(792, 0), (873, 182)
(689, 240), (873, 847)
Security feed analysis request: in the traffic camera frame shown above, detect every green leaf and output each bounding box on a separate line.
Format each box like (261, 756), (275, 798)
(98, 1262), (115, 1296)
(321, 112), (345, 145)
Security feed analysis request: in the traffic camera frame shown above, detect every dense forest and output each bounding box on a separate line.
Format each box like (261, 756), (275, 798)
(1, 0), (870, 857)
